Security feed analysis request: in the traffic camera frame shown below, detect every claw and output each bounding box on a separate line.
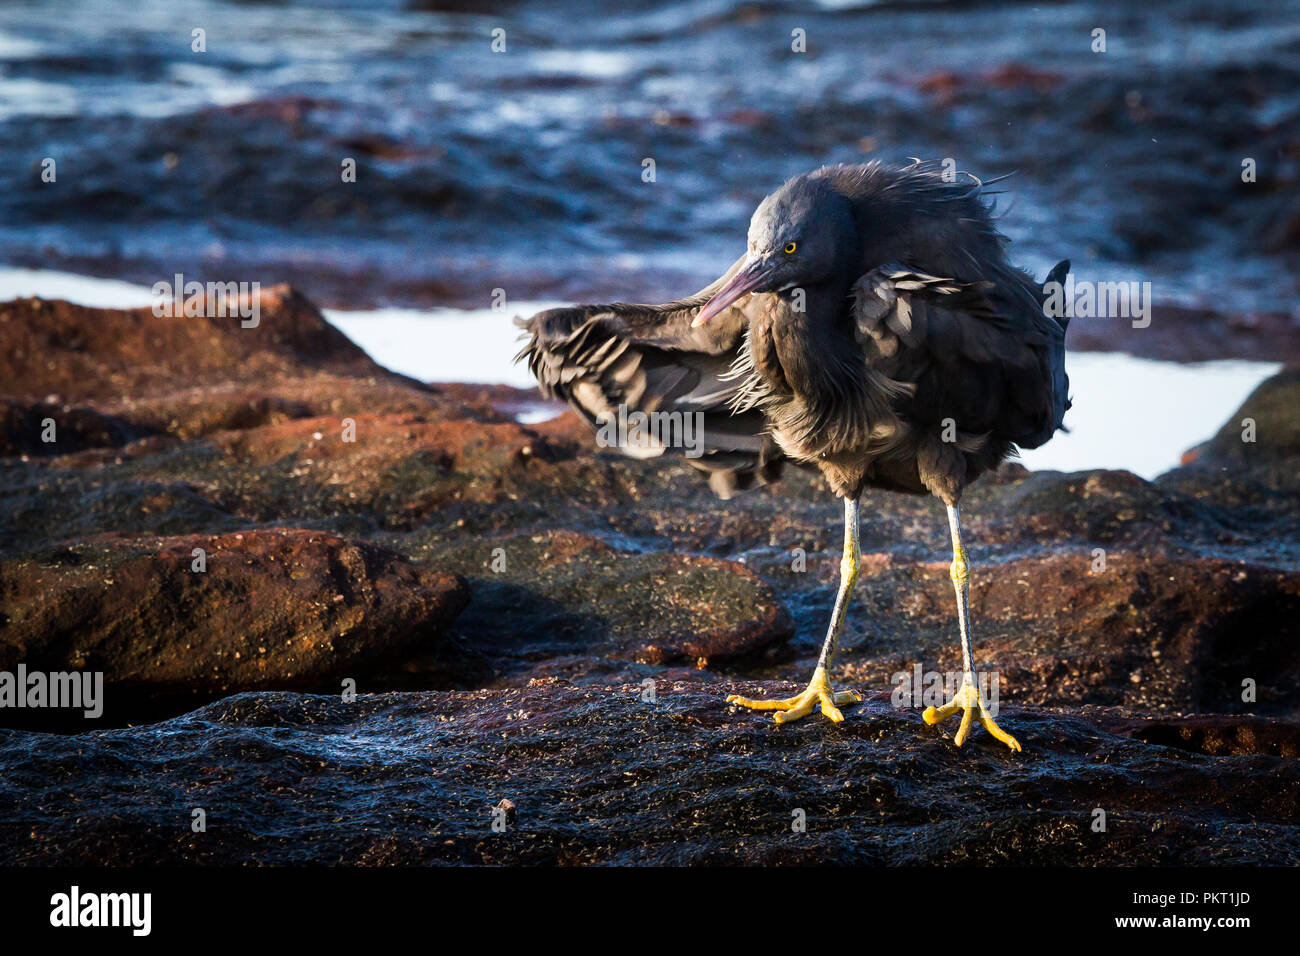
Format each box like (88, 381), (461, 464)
(727, 667), (862, 725)
(922, 681), (1021, 751)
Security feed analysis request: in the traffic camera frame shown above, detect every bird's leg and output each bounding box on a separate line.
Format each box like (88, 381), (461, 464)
(922, 504), (1021, 751)
(727, 497), (864, 724)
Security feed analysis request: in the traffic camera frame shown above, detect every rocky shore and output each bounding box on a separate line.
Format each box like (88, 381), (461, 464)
(0, 287), (1296, 864)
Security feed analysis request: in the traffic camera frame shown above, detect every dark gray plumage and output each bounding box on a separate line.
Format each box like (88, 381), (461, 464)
(518, 160), (1071, 748)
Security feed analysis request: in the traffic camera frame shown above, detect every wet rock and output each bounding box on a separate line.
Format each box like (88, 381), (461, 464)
(0, 528), (468, 699)
(0, 468), (245, 556)
(191, 413), (576, 526)
(0, 684), (1293, 865)
(827, 550), (1300, 719)
(417, 529), (792, 676)
(1161, 367), (1300, 532)
(1108, 713), (1300, 759)
(101, 377), (463, 442)
(0, 398), (142, 457)
(0, 287), (1296, 863)
(918, 63), (1064, 104)
(0, 290), (1295, 787)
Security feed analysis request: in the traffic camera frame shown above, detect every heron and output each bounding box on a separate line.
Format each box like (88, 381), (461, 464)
(518, 160), (1070, 750)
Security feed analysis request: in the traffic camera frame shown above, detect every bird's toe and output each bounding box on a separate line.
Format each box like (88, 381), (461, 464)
(818, 698), (846, 722)
(772, 695), (816, 723)
(728, 693), (800, 711)
(923, 682), (1024, 752)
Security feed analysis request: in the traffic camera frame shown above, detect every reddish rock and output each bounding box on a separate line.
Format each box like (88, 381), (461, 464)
(194, 412), (583, 524)
(1108, 713), (1300, 758)
(917, 64), (1064, 104)
(0, 285), (392, 403)
(828, 550), (1300, 718)
(102, 376), (470, 441)
(525, 408), (592, 447)
(0, 528), (468, 697)
(916, 71), (962, 102)
(207, 413), (550, 475)
(1, 289), (1296, 736)
(986, 63), (1065, 91)
(0, 287), (499, 454)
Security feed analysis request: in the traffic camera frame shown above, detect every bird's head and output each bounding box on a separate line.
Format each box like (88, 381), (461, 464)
(692, 174), (858, 327)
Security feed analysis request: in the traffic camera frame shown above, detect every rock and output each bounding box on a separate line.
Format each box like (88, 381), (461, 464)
(203, 413), (576, 521)
(0, 285), (393, 403)
(1182, 367), (1300, 467)
(0, 684), (1293, 865)
(721, 451), (1300, 721)
(0, 529), (468, 703)
(1160, 366), (1300, 532)
(420, 529), (792, 675)
(1108, 713), (1300, 759)
(0, 398), (142, 457)
(0, 287), (494, 455)
(828, 550), (1300, 719)
(1064, 305), (1299, 364)
(1, 287), (1297, 865)
(100, 377), (466, 442)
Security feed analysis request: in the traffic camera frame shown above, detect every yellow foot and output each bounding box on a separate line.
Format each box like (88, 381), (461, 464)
(727, 667), (863, 724)
(922, 681), (1021, 751)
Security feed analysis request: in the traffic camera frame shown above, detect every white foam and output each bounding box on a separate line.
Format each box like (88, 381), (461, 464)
(0, 268), (157, 308)
(0, 31), (46, 59)
(325, 302), (565, 390)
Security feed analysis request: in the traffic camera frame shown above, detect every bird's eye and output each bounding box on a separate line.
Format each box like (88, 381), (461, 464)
(784, 242), (797, 255)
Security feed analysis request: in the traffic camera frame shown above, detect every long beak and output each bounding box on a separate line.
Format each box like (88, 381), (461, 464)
(691, 256), (774, 327)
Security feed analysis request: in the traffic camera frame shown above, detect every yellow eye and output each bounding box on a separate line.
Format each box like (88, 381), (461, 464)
(783, 242), (797, 254)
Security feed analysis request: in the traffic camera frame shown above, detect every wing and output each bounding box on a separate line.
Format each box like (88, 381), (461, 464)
(516, 256), (789, 499)
(852, 261), (1071, 451)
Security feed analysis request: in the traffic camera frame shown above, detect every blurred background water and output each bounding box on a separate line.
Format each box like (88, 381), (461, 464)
(4, 0), (1297, 311)
(3, 0), (1297, 474)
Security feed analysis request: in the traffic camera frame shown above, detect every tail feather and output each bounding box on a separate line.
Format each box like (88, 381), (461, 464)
(1041, 259), (1072, 433)
(1042, 258), (1071, 332)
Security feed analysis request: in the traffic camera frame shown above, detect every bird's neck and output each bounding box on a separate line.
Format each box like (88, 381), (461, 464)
(768, 282), (860, 395)
(776, 277), (855, 335)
